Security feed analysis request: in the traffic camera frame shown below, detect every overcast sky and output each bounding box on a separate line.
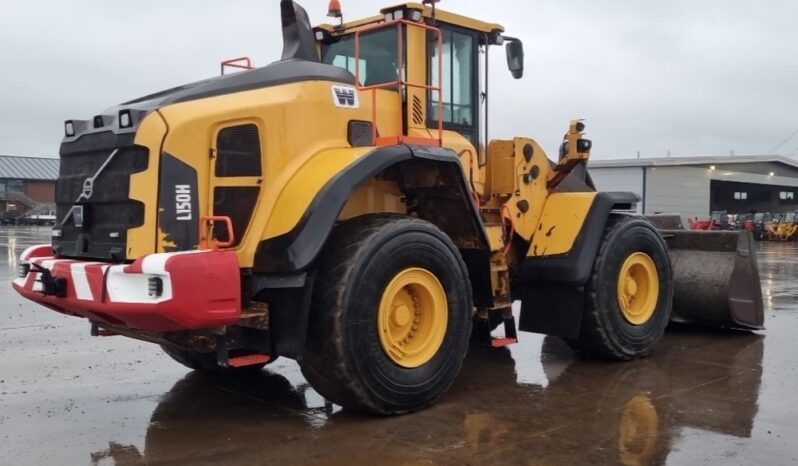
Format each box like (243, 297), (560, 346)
(1, 0), (797, 160)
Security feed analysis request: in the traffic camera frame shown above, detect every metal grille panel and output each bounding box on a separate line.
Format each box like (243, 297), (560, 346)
(216, 124), (262, 177)
(212, 186), (259, 247)
(348, 120), (374, 147)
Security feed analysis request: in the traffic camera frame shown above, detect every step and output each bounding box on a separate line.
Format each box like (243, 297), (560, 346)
(491, 337), (519, 348)
(228, 354), (271, 368)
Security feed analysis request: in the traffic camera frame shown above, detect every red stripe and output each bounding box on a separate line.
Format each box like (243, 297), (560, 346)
(85, 264), (110, 303)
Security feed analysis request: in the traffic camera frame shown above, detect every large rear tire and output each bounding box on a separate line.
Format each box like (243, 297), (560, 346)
(300, 214), (473, 414)
(574, 216), (673, 360)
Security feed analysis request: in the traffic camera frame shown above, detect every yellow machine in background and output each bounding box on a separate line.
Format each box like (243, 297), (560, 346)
(12, 0), (764, 415)
(768, 211), (798, 241)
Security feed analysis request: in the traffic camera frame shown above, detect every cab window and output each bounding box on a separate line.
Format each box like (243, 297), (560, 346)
(322, 28), (399, 87)
(428, 27), (478, 144)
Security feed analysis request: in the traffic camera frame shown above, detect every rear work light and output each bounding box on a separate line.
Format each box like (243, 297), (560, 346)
(64, 120), (75, 137)
(119, 110), (132, 128)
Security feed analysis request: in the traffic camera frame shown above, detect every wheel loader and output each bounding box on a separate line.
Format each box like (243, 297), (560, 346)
(12, 0), (764, 414)
(767, 211), (798, 241)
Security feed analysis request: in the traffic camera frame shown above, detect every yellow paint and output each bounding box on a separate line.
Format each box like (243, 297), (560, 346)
(527, 192), (597, 257)
(405, 19), (428, 135)
(316, 15), (384, 33)
(377, 267), (448, 368)
(485, 140), (515, 196)
(500, 138), (552, 242)
(155, 80), (401, 267)
(485, 224), (505, 253)
(385, 3), (503, 33)
(338, 179), (406, 220)
(128, 112), (167, 259)
(617, 253), (659, 325)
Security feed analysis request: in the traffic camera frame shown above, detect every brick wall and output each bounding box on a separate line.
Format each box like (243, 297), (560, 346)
(23, 181), (56, 203)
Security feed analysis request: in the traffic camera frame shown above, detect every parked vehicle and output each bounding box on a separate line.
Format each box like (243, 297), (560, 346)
(710, 211), (730, 230)
(767, 211), (798, 241)
(0, 211), (17, 226)
(753, 212), (770, 241)
(17, 213), (56, 226)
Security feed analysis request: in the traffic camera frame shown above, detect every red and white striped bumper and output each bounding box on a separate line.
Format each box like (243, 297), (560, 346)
(12, 245), (241, 332)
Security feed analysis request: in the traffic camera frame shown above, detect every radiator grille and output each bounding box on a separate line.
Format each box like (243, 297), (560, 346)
(215, 124), (262, 177)
(348, 120), (374, 147)
(212, 186), (259, 247)
(54, 138), (148, 260)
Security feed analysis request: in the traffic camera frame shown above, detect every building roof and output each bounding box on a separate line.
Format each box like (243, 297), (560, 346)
(0, 155), (59, 181)
(590, 155), (798, 170)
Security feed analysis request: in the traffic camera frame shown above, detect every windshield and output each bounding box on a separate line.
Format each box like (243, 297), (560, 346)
(322, 28), (399, 87)
(787, 212), (796, 222)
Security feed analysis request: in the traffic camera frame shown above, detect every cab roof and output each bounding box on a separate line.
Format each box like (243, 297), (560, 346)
(317, 2), (504, 34)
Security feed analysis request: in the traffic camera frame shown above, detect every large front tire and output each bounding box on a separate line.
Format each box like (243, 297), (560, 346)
(574, 216), (673, 360)
(300, 214), (473, 414)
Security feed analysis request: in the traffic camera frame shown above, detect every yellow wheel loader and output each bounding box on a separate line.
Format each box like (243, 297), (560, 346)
(12, 0), (764, 414)
(767, 211), (798, 241)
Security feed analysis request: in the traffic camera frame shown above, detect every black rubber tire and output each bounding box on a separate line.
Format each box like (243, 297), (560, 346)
(573, 216), (673, 360)
(299, 214), (473, 415)
(161, 346), (269, 375)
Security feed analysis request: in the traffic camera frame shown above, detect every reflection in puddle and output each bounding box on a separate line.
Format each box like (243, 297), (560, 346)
(618, 394), (659, 466)
(88, 329), (763, 465)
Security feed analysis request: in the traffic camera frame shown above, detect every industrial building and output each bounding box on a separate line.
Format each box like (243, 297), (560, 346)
(0, 155), (59, 216)
(588, 155), (798, 217)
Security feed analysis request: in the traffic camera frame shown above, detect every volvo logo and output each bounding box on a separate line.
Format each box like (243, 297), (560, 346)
(82, 178), (94, 199)
(60, 148), (119, 227)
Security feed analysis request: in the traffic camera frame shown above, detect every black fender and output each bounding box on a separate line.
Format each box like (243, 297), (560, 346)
(253, 144), (492, 358)
(253, 144), (489, 273)
(521, 192), (639, 284)
(518, 191), (640, 339)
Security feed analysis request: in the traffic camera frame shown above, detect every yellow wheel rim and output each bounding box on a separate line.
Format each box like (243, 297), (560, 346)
(378, 268), (448, 368)
(617, 252), (659, 325)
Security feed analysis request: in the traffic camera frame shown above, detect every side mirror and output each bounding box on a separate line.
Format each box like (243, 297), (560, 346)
(505, 39), (524, 79)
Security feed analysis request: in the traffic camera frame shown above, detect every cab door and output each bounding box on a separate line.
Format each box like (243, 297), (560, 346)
(427, 25), (480, 150)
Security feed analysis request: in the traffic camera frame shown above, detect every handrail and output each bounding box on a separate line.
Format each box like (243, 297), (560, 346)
(354, 19), (444, 147)
(200, 215), (235, 250)
(220, 57), (254, 76)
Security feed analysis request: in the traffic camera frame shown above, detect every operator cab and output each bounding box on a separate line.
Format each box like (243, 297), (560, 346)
(314, 2), (523, 156)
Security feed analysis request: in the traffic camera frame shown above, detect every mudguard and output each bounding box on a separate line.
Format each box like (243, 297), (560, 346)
(253, 144), (488, 274)
(518, 192), (639, 339)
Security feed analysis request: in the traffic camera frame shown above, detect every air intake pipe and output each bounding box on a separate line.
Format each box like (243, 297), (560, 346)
(281, 0), (319, 62)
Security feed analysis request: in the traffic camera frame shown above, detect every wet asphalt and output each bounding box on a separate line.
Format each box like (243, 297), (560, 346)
(0, 227), (796, 466)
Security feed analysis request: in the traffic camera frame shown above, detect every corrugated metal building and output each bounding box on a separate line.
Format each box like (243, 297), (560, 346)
(588, 155), (798, 217)
(0, 155), (60, 215)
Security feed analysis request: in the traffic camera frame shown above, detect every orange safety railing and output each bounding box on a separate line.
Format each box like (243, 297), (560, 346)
(354, 20), (444, 147)
(221, 57), (254, 76)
